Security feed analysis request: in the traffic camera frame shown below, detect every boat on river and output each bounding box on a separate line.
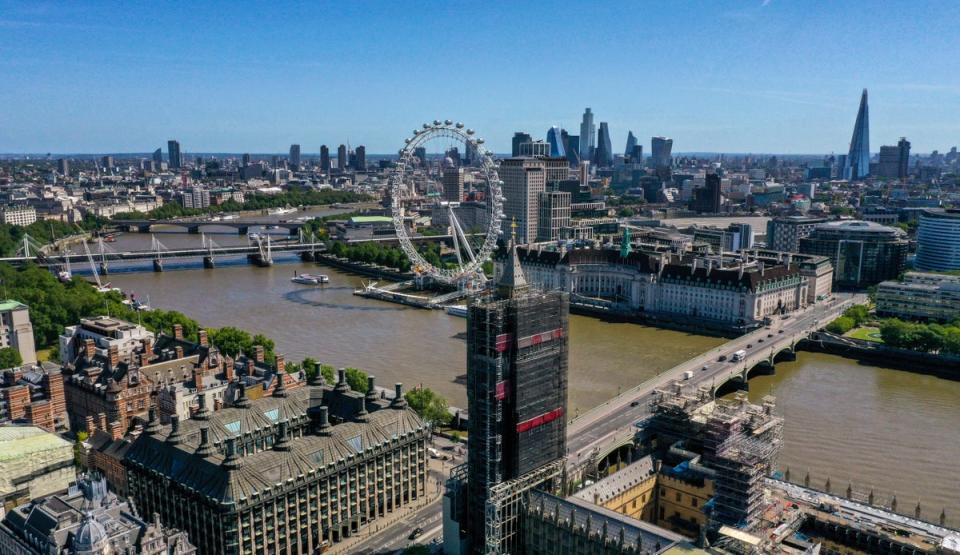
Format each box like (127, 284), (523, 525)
(291, 271), (329, 285)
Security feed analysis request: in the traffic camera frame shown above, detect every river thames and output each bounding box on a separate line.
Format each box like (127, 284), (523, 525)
(102, 227), (960, 525)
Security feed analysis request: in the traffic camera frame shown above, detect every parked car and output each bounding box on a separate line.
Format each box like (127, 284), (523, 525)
(409, 527), (424, 540)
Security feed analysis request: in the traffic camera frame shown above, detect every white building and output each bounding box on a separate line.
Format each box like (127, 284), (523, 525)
(59, 316), (154, 366)
(0, 301), (36, 365)
(876, 272), (960, 322)
(0, 206), (36, 226)
(181, 186), (211, 209)
(500, 246), (820, 329)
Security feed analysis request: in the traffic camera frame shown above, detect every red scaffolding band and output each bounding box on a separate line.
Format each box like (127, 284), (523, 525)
(517, 327), (564, 349)
(495, 333), (512, 353)
(516, 407), (565, 433)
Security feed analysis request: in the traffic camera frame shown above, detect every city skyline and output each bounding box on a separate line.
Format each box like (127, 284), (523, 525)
(1, 2), (958, 154)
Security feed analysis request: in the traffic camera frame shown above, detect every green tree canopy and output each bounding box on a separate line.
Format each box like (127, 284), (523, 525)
(405, 387), (452, 426)
(0, 347), (22, 369)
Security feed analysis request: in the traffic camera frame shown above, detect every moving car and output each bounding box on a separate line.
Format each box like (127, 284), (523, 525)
(408, 527), (424, 540)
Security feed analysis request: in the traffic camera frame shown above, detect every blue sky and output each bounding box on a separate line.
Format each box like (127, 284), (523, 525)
(1, 1), (958, 155)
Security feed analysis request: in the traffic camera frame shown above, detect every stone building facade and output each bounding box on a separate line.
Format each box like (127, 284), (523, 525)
(124, 367), (428, 555)
(0, 474), (195, 555)
(502, 245), (817, 330)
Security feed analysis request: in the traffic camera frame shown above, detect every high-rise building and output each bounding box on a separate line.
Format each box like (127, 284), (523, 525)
(595, 122), (612, 167)
(546, 126), (565, 158)
(0, 301), (36, 365)
(517, 140), (549, 158)
(152, 148), (163, 166)
(537, 191), (571, 242)
(511, 132), (532, 157)
(691, 173), (722, 213)
(915, 209), (960, 271)
(57, 158), (69, 176)
(625, 131), (638, 159)
(651, 136), (673, 168)
(337, 144), (347, 170)
(799, 220), (907, 288)
(877, 137), (911, 179)
(561, 131), (580, 167)
(241, 153), (251, 167)
(100, 156), (114, 171)
(766, 216), (828, 253)
(355, 145), (366, 171)
(442, 167), (464, 203)
(579, 108), (595, 162)
(843, 89), (870, 180)
(499, 158), (547, 244)
(289, 144), (301, 169)
(449, 246), (569, 554)
(167, 140), (182, 170)
(413, 146), (427, 167)
(320, 145), (330, 173)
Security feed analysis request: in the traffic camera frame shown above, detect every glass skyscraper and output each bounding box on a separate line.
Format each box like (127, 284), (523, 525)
(595, 122), (612, 167)
(546, 126), (565, 158)
(625, 130), (637, 158)
(579, 108), (595, 162)
(843, 89), (870, 180)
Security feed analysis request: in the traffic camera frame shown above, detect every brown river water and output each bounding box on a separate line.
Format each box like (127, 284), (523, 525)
(98, 224), (960, 526)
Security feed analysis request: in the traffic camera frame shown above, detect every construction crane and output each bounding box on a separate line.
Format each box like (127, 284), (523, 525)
(83, 241), (119, 293)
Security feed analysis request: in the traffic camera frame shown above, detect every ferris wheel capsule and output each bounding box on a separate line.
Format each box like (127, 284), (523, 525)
(433, 119), (442, 126)
(444, 119), (453, 125)
(476, 138), (485, 144)
(423, 123), (430, 129)
(413, 129), (420, 135)
(466, 129), (475, 135)
(404, 138), (411, 143)
(455, 122), (464, 129)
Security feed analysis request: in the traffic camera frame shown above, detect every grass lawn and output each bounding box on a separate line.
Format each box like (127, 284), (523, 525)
(846, 326), (884, 343)
(36, 348), (54, 362)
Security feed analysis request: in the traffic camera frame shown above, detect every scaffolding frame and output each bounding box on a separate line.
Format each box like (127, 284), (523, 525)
(484, 460), (564, 555)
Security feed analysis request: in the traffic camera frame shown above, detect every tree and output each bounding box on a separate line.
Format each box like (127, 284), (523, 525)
(300, 357), (318, 378)
(880, 319), (913, 349)
(208, 327), (253, 358)
(0, 347), (22, 369)
(319, 364), (336, 384)
(405, 387), (452, 426)
(344, 367), (368, 392)
(403, 546), (431, 555)
(826, 316), (855, 335)
(843, 305), (870, 327)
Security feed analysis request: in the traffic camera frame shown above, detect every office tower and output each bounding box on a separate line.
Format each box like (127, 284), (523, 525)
(499, 158), (547, 244)
(512, 132), (532, 157)
(241, 153), (251, 167)
(271, 155), (281, 169)
(691, 173), (722, 213)
(413, 146), (427, 167)
(518, 140), (549, 158)
(579, 108), (595, 162)
(456, 247), (569, 554)
(843, 88), (870, 180)
(152, 148), (163, 166)
(537, 190), (571, 242)
(442, 166), (464, 203)
(465, 139), (478, 166)
(546, 126), (565, 158)
(289, 144), (301, 169)
(445, 146), (461, 167)
(57, 158), (69, 176)
(561, 131), (580, 167)
(337, 144), (347, 170)
(167, 140), (182, 169)
(799, 220), (907, 288)
(355, 145), (366, 171)
(631, 145), (643, 164)
(320, 145), (330, 173)
(916, 209), (960, 271)
(625, 131), (637, 159)
(100, 156), (114, 171)
(0, 301), (36, 365)
(896, 137), (910, 179)
(651, 136), (673, 168)
(594, 122), (613, 167)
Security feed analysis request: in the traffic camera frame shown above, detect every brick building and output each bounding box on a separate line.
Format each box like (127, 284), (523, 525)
(0, 362), (67, 432)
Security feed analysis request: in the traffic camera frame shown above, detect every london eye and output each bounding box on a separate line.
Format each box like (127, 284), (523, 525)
(389, 120), (504, 285)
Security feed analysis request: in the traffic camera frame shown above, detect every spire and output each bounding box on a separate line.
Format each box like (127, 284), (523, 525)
(497, 241), (528, 297)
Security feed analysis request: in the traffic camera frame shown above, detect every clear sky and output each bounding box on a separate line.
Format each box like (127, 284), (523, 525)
(1, 1), (957, 155)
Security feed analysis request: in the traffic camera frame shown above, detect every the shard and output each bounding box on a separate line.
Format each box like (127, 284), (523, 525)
(844, 89), (870, 180)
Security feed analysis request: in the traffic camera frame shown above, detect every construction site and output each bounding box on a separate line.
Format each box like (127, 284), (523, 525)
(565, 383), (960, 554)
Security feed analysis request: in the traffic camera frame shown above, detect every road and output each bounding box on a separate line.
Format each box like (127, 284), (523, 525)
(564, 293), (866, 468)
